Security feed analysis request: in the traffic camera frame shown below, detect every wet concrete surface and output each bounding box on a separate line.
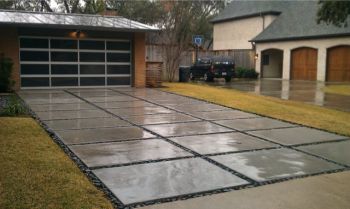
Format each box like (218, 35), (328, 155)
(202, 79), (350, 112)
(139, 171), (350, 209)
(19, 88), (350, 207)
(189, 110), (259, 120)
(29, 103), (95, 112)
(298, 140), (350, 166)
(36, 109), (110, 120)
(107, 106), (175, 117)
(44, 117), (131, 131)
(70, 139), (192, 167)
(248, 127), (347, 146)
(211, 148), (342, 182)
(93, 158), (249, 204)
(126, 113), (200, 125)
(170, 132), (277, 155)
(215, 118), (297, 131)
(143, 121), (233, 137)
(56, 126), (155, 145)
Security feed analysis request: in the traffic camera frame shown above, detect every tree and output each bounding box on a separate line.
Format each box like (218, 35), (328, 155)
(159, 1), (224, 81)
(317, 0), (350, 27)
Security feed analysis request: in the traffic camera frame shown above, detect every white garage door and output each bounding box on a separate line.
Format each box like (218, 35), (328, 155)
(19, 37), (132, 88)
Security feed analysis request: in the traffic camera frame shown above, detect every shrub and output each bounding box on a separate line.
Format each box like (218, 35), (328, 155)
(0, 55), (14, 92)
(235, 67), (259, 79)
(1, 95), (28, 116)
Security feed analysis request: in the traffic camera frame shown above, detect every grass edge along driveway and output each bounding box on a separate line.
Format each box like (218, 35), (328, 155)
(162, 82), (350, 137)
(0, 117), (113, 209)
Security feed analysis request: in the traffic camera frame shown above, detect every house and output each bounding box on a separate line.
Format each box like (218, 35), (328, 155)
(0, 10), (158, 90)
(212, 1), (350, 82)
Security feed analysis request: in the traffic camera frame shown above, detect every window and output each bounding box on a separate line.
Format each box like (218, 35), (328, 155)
(80, 40), (105, 50)
(262, 54), (269, 65)
(20, 38), (48, 49)
(51, 65), (78, 74)
(51, 52), (78, 62)
(107, 53), (130, 62)
(20, 51), (49, 61)
(21, 64), (49, 75)
(51, 77), (78, 86)
(51, 39), (77, 49)
(107, 65), (130, 74)
(107, 41), (130, 50)
(80, 52), (105, 62)
(80, 65), (105, 74)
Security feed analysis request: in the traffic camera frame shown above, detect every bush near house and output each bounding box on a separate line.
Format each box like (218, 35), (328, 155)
(235, 67), (259, 79)
(0, 95), (28, 116)
(0, 54), (14, 92)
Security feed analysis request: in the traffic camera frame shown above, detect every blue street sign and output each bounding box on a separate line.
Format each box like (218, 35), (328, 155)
(193, 35), (204, 46)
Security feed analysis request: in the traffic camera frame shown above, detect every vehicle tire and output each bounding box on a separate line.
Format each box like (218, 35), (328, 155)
(204, 73), (214, 82)
(225, 76), (232, 82)
(189, 72), (195, 81)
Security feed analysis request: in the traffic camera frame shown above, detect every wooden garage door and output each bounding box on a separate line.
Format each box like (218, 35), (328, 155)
(327, 46), (350, 82)
(291, 47), (317, 80)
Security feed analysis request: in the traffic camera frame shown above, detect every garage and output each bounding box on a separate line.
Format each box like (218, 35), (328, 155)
(0, 10), (158, 90)
(20, 37), (131, 88)
(290, 47), (317, 81)
(326, 45), (350, 82)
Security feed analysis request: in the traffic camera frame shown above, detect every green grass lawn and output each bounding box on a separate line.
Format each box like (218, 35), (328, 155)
(323, 85), (350, 96)
(0, 117), (113, 209)
(162, 82), (350, 137)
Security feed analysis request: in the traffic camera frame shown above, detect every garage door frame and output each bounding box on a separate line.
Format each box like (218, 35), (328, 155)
(19, 36), (133, 89)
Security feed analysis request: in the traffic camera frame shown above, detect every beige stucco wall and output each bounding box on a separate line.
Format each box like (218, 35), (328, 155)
(213, 15), (277, 50)
(255, 37), (350, 81)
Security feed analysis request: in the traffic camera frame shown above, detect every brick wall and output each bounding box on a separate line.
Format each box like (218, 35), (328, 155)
(133, 32), (146, 87)
(0, 26), (20, 91)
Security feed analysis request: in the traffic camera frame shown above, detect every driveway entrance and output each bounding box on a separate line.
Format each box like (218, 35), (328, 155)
(19, 88), (350, 208)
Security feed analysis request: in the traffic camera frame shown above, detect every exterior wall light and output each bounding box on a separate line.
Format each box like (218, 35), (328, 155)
(254, 53), (259, 60)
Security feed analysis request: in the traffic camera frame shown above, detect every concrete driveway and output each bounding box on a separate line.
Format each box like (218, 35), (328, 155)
(19, 88), (350, 208)
(203, 79), (350, 112)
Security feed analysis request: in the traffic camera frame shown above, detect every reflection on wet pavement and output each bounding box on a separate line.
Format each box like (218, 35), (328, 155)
(18, 87), (349, 206)
(202, 79), (350, 112)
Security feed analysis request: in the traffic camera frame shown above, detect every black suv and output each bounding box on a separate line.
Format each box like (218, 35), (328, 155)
(189, 56), (235, 82)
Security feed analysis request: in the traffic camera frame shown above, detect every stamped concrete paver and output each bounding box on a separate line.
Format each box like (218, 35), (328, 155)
(45, 117), (131, 131)
(298, 140), (350, 166)
(126, 113), (200, 125)
(144, 121), (233, 137)
(108, 106), (175, 117)
(56, 126), (155, 145)
(215, 117), (297, 131)
(36, 109), (110, 120)
(190, 110), (258, 120)
(93, 158), (249, 204)
(248, 127), (347, 146)
(29, 102), (95, 112)
(70, 139), (192, 167)
(211, 148), (342, 182)
(170, 132), (277, 155)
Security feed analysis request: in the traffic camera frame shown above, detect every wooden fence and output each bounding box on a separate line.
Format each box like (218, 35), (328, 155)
(146, 45), (256, 81)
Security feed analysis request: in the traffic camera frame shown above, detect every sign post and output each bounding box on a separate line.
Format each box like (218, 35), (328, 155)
(192, 35), (204, 63)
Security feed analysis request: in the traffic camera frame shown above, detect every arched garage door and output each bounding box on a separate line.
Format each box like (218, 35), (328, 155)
(327, 45), (350, 82)
(291, 47), (317, 81)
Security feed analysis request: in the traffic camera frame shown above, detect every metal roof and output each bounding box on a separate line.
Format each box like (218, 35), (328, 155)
(0, 10), (159, 32)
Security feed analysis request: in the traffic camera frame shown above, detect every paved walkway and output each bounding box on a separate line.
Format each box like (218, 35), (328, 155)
(19, 88), (350, 208)
(203, 79), (350, 112)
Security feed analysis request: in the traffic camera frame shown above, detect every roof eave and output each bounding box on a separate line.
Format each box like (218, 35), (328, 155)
(249, 33), (350, 43)
(0, 22), (160, 32)
(211, 11), (281, 24)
